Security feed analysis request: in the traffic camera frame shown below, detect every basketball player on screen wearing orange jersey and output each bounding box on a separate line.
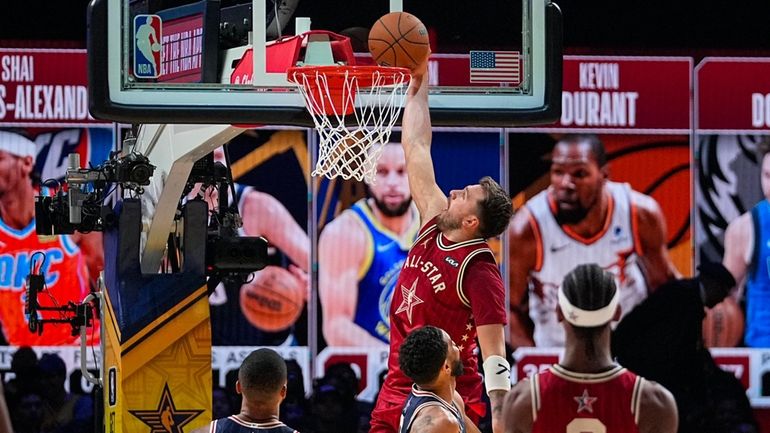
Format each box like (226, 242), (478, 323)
(0, 130), (103, 345)
(503, 264), (678, 433)
(370, 67), (513, 433)
(508, 134), (679, 348)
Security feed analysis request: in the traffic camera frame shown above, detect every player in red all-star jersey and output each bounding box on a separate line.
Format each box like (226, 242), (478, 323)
(502, 264), (678, 433)
(369, 62), (514, 433)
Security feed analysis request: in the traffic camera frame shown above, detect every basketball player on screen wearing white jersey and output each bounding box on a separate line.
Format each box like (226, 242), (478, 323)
(502, 264), (678, 433)
(508, 134), (679, 347)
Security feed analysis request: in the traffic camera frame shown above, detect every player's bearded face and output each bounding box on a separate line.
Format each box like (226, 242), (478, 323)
(550, 149), (604, 225)
(372, 193), (412, 217)
(437, 211), (462, 232)
(450, 357), (464, 377)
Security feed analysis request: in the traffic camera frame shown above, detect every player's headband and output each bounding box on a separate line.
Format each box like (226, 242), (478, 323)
(0, 131), (36, 158)
(558, 285), (620, 327)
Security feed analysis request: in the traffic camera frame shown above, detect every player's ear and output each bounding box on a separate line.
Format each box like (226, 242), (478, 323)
(235, 380), (242, 395)
(20, 155), (34, 174)
(612, 305), (622, 321)
(463, 214), (479, 231)
(600, 163), (609, 180)
(280, 383), (287, 400)
(555, 305), (565, 323)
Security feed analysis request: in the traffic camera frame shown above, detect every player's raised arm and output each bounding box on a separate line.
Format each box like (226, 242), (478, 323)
(401, 72), (448, 225)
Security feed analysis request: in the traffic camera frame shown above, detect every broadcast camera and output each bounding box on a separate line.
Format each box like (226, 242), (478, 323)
(35, 134), (155, 235)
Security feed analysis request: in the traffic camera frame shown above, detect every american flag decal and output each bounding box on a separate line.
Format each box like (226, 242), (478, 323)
(469, 51), (521, 83)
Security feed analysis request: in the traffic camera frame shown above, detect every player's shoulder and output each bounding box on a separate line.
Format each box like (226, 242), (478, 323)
(321, 207), (366, 236)
(412, 404), (462, 433)
(628, 188), (663, 215)
(637, 379), (677, 426)
(509, 206), (536, 240)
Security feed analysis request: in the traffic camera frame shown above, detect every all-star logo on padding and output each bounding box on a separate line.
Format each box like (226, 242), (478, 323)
(129, 383), (203, 433)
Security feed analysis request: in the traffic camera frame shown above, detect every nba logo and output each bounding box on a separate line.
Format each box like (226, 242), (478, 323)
(133, 14), (162, 79)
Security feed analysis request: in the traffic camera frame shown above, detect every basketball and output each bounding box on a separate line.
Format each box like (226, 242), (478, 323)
(702, 297), (744, 348)
(368, 12), (430, 71)
(240, 265), (306, 332)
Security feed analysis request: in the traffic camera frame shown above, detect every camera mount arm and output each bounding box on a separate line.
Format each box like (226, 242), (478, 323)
(133, 124), (244, 274)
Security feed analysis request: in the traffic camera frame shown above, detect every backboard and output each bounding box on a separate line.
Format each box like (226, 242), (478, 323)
(88, 0), (561, 126)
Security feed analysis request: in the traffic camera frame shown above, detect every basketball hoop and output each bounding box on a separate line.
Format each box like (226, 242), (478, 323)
(287, 65), (410, 183)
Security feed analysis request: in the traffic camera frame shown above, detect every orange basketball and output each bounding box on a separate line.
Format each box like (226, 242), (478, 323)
(240, 266), (306, 332)
(702, 297), (744, 348)
(368, 12), (430, 71)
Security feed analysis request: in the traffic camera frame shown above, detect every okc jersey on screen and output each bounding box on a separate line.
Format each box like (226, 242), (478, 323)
(0, 220), (90, 345)
(350, 200), (419, 343)
(134, 14), (162, 79)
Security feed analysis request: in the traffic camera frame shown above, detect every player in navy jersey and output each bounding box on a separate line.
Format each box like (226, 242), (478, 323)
(370, 63), (513, 433)
(191, 348), (298, 433)
(503, 264), (678, 433)
(398, 326), (480, 433)
(319, 142), (419, 348)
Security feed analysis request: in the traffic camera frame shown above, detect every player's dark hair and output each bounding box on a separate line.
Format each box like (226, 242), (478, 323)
(477, 176), (513, 239)
(239, 348), (287, 400)
(557, 134), (607, 167)
(561, 264), (617, 359)
(399, 326), (447, 386)
(755, 137), (770, 160)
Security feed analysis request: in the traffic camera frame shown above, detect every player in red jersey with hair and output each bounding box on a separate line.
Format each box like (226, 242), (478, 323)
(503, 263), (678, 433)
(370, 65), (514, 433)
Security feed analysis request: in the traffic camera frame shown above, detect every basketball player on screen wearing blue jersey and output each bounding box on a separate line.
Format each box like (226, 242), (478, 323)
(508, 134), (679, 348)
(398, 326), (480, 433)
(723, 138), (770, 348)
(191, 348), (298, 433)
(503, 264), (678, 433)
(319, 142), (419, 348)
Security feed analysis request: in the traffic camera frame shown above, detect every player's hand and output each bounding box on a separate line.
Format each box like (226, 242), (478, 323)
(287, 264), (310, 301)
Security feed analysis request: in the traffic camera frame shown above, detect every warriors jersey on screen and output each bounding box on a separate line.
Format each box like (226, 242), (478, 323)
(399, 385), (466, 433)
(0, 219), (90, 345)
(349, 200), (419, 343)
(208, 416), (297, 433)
(530, 365), (642, 433)
(526, 181), (647, 346)
(381, 217), (506, 408)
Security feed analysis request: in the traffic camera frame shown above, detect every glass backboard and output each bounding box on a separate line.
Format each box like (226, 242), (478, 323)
(88, 0), (561, 126)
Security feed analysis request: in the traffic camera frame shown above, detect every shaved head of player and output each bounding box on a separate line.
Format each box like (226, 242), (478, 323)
(502, 264), (678, 433)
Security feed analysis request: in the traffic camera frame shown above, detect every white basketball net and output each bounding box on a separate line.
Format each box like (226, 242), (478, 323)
(289, 67), (410, 184)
